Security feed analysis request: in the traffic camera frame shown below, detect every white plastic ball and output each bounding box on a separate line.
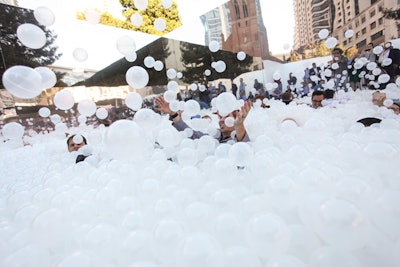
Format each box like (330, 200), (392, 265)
(154, 18), (167, 32)
(125, 52), (137, 62)
(164, 90), (176, 102)
(373, 45), (383, 55)
(105, 119), (151, 161)
(166, 68), (177, 79)
(378, 74), (390, 84)
(130, 13), (143, 27)
(2, 122), (24, 139)
(72, 48), (88, 62)
(126, 66), (149, 89)
(144, 56), (155, 68)
(17, 23), (46, 49)
(204, 69), (211, 76)
(154, 60), (164, 71)
(344, 29), (354, 38)
(209, 40), (220, 52)
(237, 51), (246, 61)
(229, 142), (253, 166)
(125, 92), (143, 111)
(162, 0), (173, 8)
(167, 80), (179, 92)
(183, 99), (200, 117)
(34, 66), (57, 89)
(77, 99), (96, 116)
(215, 92), (237, 116)
(95, 107), (108, 119)
(116, 35), (136, 56)
(134, 0), (148, 10)
(318, 29), (329, 39)
(2, 65), (43, 99)
(34, 6), (55, 26)
(38, 107), (51, 118)
(325, 37), (338, 49)
(54, 90), (74, 110)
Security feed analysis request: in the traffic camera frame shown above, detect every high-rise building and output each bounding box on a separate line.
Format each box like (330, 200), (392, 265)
(222, 0), (270, 60)
(0, 0), (18, 5)
(294, 0), (335, 50)
(294, 0), (399, 52)
(200, 4), (232, 47)
(200, 0), (270, 59)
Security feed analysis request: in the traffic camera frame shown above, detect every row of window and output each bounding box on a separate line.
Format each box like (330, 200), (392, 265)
(234, 0), (249, 19)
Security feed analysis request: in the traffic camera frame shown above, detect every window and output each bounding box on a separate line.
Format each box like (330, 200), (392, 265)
(378, 17), (384, 25)
(357, 39), (367, 48)
(371, 0), (378, 4)
(361, 17), (366, 23)
(243, 0), (249, 17)
(356, 31), (360, 38)
(370, 21), (376, 30)
(362, 28), (366, 34)
(371, 30), (383, 41)
(370, 9), (376, 17)
(234, 0), (240, 19)
(355, 21), (360, 27)
(343, 40), (347, 46)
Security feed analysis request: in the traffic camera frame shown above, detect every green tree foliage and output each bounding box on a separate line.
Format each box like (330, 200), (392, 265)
(78, 0), (182, 36)
(180, 42), (253, 84)
(0, 4), (63, 88)
(381, 7), (400, 31)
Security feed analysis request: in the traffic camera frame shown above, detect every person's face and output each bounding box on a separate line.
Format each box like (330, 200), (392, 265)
(367, 44), (373, 50)
(312, 95), (324, 108)
(218, 112), (235, 136)
(68, 139), (85, 152)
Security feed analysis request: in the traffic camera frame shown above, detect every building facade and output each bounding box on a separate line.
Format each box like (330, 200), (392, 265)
(222, 0), (270, 60)
(294, 0), (399, 52)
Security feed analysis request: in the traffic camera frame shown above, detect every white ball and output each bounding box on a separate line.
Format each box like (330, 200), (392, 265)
(126, 66), (149, 89)
(116, 35), (136, 56)
(2, 66), (43, 99)
(130, 13), (143, 27)
(2, 122), (24, 139)
(125, 92), (143, 111)
(34, 67), (57, 89)
(34, 6), (55, 26)
(72, 48), (88, 62)
(105, 120), (151, 161)
(162, 0), (173, 8)
(209, 40), (220, 52)
(144, 56), (155, 68)
(318, 29), (329, 39)
(166, 68), (177, 79)
(373, 45), (383, 55)
(54, 90), (74, 110)
(237, 51), (246, 61)
(134, 0), (148, 10)
(325, 37), (338, 49)
(77, 99), (96, 116)
(84, 8), (101, 24)
(96, 107), (108, 119)
(167, 80), (179, 92)
(17, 23), (46, 49)
(154, 18), (167, 32)
(154, 60), (164, 71)
(38, 107), (51, 118)
(344, 29), (354, 38)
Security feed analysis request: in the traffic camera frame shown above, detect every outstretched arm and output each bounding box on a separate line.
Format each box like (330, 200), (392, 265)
(233, 100), (252, 141)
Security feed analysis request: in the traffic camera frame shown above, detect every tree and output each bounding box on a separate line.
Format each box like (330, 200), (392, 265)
(381, 7), (400, 31)
(77, 0), (182, 36)
(180, 42), (254, 84)
(0, 4), (63, 88)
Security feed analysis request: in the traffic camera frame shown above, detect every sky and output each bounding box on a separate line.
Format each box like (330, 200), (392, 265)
(16, 0), (295, 70)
